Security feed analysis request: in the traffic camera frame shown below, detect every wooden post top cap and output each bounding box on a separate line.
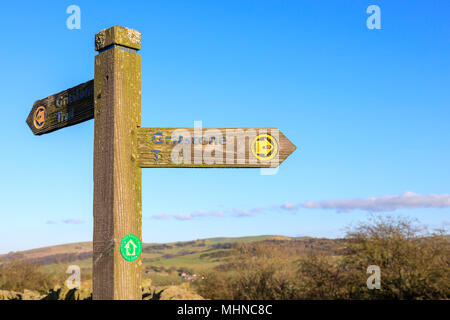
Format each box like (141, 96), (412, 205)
(95, 26), (141, 51)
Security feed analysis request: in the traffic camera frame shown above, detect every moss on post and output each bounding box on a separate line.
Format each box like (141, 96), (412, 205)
(93, 26), (142, 300)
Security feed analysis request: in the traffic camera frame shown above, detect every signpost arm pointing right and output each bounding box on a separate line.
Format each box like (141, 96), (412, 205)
(93, 26), (142, 300)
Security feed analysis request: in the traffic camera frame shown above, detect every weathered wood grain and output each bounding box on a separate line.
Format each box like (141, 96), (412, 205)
(26, 80), (94, 135)
(137, 127), (296, 168)
(95, 25), (141, 51)
(93, 26), (142, 300)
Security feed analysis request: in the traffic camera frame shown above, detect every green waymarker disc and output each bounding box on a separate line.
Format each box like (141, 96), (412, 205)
(120, 234), (142, 262)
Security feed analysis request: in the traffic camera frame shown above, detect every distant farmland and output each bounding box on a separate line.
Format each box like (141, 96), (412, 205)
(0, 235), (342, 286)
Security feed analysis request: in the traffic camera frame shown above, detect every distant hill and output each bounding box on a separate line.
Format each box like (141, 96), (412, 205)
(0, 235), (343, 287)
(0, 242), (92, 265)
(0, 235), (332, 266)
(0, 236), (272, 264)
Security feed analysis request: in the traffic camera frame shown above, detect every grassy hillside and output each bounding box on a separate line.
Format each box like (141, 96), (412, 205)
(1, 217), (448, 300)
(0, 235), (341, 287)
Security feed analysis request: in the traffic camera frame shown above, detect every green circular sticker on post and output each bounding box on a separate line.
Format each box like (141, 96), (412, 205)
(120, 234), (142, 262)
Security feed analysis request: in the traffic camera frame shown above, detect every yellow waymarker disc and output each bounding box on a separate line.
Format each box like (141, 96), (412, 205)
(33, 106), (46, 129)
(251, 134), (278, 161)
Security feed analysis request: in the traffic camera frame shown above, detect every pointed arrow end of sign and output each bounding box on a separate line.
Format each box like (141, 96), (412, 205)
(26, 101), (47, 136)
(26, 112), (37, 135)
(277, 130), (297, 166)
(26, 116), (35, 135)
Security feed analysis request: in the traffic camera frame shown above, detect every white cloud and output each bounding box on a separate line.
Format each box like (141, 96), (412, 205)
(62, 218), (84, 224)
(301, 192), (450, 213)
(233, 209), (255, 217)
(151, 214), (172, 220)
(173, 214), (196, 221)
(192, 210), (224, 217)
(280, 203), (298, 211)
(46, 220), (57, 225)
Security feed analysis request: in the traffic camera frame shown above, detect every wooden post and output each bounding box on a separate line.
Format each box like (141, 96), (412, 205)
(93, 26), (142, 300)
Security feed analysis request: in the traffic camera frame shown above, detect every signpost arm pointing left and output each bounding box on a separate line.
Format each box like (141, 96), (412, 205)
(93, 26), (142, 300)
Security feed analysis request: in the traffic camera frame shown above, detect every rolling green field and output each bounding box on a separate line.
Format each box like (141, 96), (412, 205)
(0, 235), (303, 286)
(1, 218), (448, 300)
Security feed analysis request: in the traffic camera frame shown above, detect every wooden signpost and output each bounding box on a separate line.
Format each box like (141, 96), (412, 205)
(26, 80), (94, 135)
(27, 26), (296, 300)
(137, 127), (295, 168)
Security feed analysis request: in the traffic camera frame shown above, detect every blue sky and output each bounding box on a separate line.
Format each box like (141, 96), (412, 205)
(0, 1), (449, 253)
